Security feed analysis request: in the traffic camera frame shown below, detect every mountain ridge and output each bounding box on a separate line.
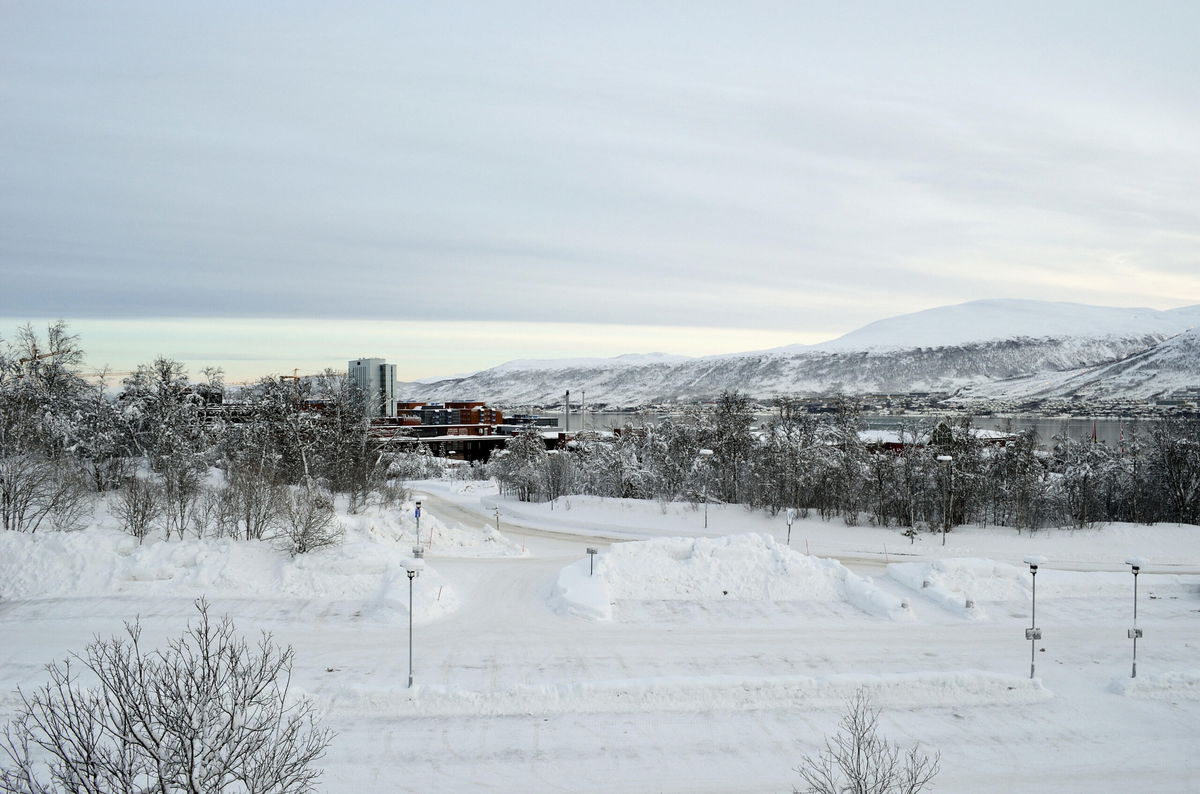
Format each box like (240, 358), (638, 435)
(402, 299), (1200, 405)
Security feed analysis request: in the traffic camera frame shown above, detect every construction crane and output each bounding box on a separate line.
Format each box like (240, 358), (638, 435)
(17, 348), (69, 365)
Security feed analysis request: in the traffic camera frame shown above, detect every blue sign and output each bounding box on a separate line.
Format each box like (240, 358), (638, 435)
(414, 507), (422, 518)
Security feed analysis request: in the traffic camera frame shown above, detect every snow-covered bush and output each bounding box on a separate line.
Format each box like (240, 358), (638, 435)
(274, 485), (343, 555)
(386, 445), (445, 480)
(0, 600), (332, 793)
(112, 475), (164, 542)
(0, 454), (93, 534)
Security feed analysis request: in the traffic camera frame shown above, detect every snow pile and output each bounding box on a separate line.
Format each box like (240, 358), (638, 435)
(1111, 671), (1200, 700)
(889, 558), (1198, 612)
(552, 534), (911, 621)
(889, 559), (1020, 618)
(323, 671), (1049, 718)
(344, 500), (524, 558)
(0, 526), (457, 625)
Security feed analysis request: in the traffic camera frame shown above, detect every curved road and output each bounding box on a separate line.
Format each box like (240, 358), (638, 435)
(414, 488), (1200, 575)
(413, 488), (894, 571)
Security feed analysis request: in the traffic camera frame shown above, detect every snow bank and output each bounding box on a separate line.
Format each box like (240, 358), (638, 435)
(888, 559), (1010, 618)
(552, 534), (911, 621)
(1111, 671), (1200, 700)
(321, 670), (1049, 718)
(0, 526), (457, 625)
(889, 558), (1198, 613)
(343, 499), (524, 558)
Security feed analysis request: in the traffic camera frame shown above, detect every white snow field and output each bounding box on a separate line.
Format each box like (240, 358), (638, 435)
(2, 485), (1199, 792)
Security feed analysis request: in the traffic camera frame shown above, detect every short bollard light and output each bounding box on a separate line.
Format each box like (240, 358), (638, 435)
(1023, 556), (1046, 679)
(494, 506), (501, 533)
(587, 547), (598, 576)
(407, 548), (424, 688)
(1126, 557), (1147, 678)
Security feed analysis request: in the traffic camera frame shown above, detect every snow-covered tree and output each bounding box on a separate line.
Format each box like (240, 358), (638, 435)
(492, 426), (548, 502)
(0, 600), (332, 793)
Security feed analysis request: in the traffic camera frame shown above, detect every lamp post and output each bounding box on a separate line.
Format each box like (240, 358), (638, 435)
(494, 506), (501, 533)
(407, 547), (424, 688)
(1126, 557), (1146, 678)
(936, 455), (953, 547)
(1023, 556), (1045, 679)
(785, 508), (796, 546)
(698, 449), (714, 529)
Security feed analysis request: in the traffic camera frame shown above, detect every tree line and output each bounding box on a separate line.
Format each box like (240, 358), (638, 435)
(0, 322), (404, 552)
(492, 391), (1200, 533)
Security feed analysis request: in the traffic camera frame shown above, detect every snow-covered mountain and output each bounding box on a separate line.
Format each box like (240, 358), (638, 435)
(402, 300), (1200, 405)
(956, 326), (1200, 402)
(766, 299), (1200, 353)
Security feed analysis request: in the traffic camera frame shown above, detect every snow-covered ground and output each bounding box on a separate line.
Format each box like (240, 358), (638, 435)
(2, 483), (1199, 792)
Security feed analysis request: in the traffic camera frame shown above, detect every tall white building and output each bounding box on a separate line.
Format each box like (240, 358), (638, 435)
(348, 358), (397, 418)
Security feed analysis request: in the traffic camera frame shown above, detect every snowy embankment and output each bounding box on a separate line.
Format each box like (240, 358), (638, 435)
(0, 495), (539, 624)
(1111, 671), (1200, 700)
(551, 534), (911, 621)
(322, 670), (1049, 718)
(889, 558), (1199, 619)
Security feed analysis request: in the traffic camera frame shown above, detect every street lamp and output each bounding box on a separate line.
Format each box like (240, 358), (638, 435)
(936, 455), (953, 547)
(1023, 555), (1046, 679)
(698, 449), (714, 528)
(1126, 557), (1146, 678)
(407, 547), (424, 688)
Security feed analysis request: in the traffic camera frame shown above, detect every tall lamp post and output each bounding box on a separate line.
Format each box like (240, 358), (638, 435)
(698, 449), (714, 529)
(1126, 557), (1146, 678)
(407, 547), (424, 688)
(1023, 556), (1046, 679)
(936, 455), (953, 546)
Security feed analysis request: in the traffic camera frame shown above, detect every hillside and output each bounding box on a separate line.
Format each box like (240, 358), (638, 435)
(957, 327), (1200, 402)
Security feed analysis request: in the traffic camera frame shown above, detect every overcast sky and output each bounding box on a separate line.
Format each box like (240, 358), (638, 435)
(2, 1), (1198, 381)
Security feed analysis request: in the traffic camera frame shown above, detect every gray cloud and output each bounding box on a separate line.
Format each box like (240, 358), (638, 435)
(2, 1), (1199, 342)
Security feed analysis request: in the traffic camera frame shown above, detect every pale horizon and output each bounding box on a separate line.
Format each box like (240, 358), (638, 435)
(4, 292), (1197, 384)
(3, 2), (1199, 378)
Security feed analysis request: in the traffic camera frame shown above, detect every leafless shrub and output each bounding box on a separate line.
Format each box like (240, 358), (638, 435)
(112, 476), (163, 543)
(187, 485), (224, 539)
(796, 690), (940, 794)
(0, 454), (93, 533)
(0, 599), (332, 793)
(159, 467), (204, 541)
(378, 480), (408, 508)
(274, 486), (343, 555)
(225, 468), (282, 540)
